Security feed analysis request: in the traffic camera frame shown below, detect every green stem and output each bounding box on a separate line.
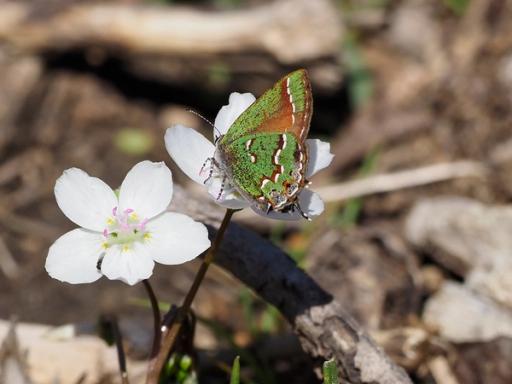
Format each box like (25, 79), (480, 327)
(145, 208), (235, 384)
(142, 279), (161, 358)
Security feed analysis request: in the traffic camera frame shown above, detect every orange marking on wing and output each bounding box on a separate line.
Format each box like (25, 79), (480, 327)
(254, 73), (312, 140)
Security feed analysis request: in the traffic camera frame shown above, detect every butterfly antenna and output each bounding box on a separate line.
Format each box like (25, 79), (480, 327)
(187, 109), (222, 140)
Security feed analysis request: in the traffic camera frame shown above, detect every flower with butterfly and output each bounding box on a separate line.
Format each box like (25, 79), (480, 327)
(165, 69), (334, 220)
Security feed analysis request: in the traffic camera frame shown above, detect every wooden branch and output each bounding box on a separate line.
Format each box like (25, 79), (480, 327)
(316, 160), (487, 203)
(0, 0), (342, 64)
(234, 160), (487, 227)
(169, 185), (412, 384)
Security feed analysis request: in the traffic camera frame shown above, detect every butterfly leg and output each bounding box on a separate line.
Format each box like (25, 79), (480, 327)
(216, 174), (227, 200)
(199, 157), (212, 183)
(200, 157), (220, 185)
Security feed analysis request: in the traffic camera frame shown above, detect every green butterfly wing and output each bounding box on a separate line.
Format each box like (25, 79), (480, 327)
(218, 132), (306, 204)
(219, 69), (312, 145)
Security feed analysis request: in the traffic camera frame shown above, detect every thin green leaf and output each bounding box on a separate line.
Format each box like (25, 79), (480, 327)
(230, 356), (241, 384)
(323, 359), (339, 384)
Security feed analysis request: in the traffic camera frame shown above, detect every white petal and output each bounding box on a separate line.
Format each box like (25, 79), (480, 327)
(306, 139), (334, 179)
(101, 242), (154, 286)
(55, 168), (117, 231)
(206, 177), (251, 209)
(145, 212), (210, 265)
(214, 92), (256, 140)
(119, 161), (173, 220)
(165, 125), (216, 185)
(251, 189), (325, 221)
(45, 229), (103, 284)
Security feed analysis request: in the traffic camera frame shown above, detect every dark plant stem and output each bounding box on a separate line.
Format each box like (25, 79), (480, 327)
(146, 208), (235, 384)
(143, 279), (162, 358)
(111, 316), (129, 384)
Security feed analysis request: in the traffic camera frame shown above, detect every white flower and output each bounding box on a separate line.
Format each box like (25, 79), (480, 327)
(46, 161), (211, 286)
(165, 92), (334, 220)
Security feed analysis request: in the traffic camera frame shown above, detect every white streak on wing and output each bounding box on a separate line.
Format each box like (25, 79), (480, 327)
(273, 149), (281, 165)
(300, 96), (309, 139)
(245, 139), (253, 150)
(286, 76), (295, 129)
(281, 134), (287, 150)
(297, 151), (304, 173)
(250, 154), (256, 163)
(261, 179), (271, 189)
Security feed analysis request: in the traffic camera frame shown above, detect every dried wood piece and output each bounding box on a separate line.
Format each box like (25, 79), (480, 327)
(406, 196), (512, 309)
(169, 185), (412, 384)
(0, 321), (33, 384)
(405, 196), (512, 275)
(427, 356), (460, 384)
(235, 160), (486, 227)
(0, 320), (146, 384)
(317, 160), (487, 203)
(0, 1), (342, 64)
(423, 282), (512, 343)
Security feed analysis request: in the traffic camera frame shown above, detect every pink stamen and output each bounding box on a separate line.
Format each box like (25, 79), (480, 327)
(103, 229), (108, 237)
(124, 208), (134, 214)
(112, 207), (118, 216)
(138, 218), (149, 230)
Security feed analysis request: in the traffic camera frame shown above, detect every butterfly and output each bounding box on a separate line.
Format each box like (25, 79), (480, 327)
(212, 69), (313, 219)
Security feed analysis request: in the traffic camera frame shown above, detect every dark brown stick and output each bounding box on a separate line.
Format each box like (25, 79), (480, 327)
(168, 186), (413, 384)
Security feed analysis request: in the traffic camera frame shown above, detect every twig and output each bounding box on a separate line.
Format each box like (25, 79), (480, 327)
(428, 356), (460, 384)
(168, 186), (412, 384)
(108, 316), (129, 384)
(317, 160), (487, 203)
(234, 160), (487, 225)
(142, 279), (161, 358)
(0, 1), (342, 64)
(0, 235), (19, 280)
(146, 209), (235, 384)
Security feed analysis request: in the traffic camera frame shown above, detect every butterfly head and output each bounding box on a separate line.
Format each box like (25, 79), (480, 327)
(258, 192), (310, 221)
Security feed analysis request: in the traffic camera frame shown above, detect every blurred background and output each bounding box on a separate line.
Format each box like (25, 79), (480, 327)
(1, 0), (512, 383)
